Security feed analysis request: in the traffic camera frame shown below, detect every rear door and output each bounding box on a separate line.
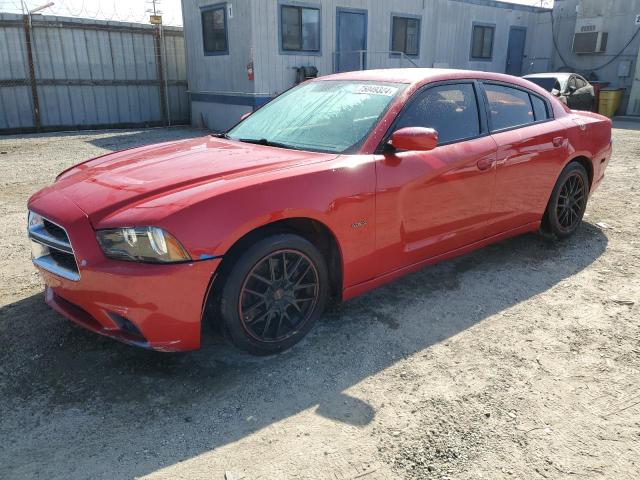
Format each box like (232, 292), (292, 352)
(374, 81), (498, 274)
(481, 82), (568, 234)
(574, 76), (594, 110)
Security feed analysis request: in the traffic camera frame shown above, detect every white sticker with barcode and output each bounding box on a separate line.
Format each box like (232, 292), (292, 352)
(354, 85), (398, 96)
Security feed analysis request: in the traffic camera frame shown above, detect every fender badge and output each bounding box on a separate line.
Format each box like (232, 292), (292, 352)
(351, 219), (368, 229)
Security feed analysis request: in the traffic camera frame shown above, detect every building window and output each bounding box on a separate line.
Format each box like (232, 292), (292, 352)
(471, 24), (494, 60)
(391, 16), (420, 56)
(281, 4), (320, 52)
(201, 4), (228, 55)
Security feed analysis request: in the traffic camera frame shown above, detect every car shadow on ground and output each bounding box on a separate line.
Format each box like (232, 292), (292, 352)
(0, 223), (608, 479)
(612, 120), (640, 131)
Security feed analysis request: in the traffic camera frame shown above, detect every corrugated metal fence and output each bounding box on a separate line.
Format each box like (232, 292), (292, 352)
(0, 13), (189, 134)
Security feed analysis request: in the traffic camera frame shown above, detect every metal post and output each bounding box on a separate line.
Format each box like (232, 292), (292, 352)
(160, 23), (171, 126)
(23, 14), (41, 131)
(153, 24), (168, 126)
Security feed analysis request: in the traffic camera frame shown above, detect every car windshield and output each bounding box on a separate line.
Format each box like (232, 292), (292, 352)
(227, 80), (406, 153)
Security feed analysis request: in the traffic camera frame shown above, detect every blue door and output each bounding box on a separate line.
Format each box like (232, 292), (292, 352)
(506, 27), (526, 76)
(336, 9), (367, 72)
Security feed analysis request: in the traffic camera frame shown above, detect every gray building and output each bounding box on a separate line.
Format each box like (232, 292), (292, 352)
(550, 0), (640, 115)
(181, 0), (554, 131)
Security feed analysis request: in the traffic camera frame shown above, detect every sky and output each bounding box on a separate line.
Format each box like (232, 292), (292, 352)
(0, 0), (554, 27)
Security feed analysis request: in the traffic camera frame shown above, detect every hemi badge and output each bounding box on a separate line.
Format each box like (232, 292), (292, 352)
(351, 219), (368, 229)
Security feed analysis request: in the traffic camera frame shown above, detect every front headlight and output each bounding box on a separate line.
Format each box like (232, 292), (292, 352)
(96, 227), (191, 263)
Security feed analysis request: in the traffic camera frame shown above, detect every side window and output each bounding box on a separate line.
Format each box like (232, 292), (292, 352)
(201, 5), (228, 55)
(281, 4), (321, 52)
(484, 83), (534, 131)
(530, 95), (549, 122)
(575, 77), (587, 89)
(395, 83), (480, 144)
(568, 76), (577, 91)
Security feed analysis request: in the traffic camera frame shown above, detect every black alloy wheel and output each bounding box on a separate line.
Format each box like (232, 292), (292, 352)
(556, 172), (587, 233)
(218, 233), (329, 355)
(239, 249), (320, 343)
(542, 162), (590, 239)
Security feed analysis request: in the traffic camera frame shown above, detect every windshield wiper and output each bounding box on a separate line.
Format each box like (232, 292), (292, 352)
(212, 132), (231, 139)
(235, 138), (296, 149)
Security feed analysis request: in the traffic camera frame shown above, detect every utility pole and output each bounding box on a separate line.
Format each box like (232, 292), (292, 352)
(147, 0), (168, 126)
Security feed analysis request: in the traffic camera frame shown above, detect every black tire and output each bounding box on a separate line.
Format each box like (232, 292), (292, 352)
(218, 233), (329, 355)
(542, 162), (589, 239)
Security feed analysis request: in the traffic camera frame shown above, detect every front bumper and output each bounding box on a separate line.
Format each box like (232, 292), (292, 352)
(29, 191), (220, 352)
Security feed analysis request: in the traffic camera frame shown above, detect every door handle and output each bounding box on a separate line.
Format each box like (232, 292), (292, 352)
(553, 137), (565, 148)
(477, 157), (495, 171)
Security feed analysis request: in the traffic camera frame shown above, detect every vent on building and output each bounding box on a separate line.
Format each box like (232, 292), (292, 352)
(573, 31), (608, 53)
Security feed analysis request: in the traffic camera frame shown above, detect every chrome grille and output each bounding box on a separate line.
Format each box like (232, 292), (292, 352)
(28, 211), (80, 281)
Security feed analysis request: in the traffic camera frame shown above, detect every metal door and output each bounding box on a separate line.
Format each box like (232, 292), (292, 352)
(506, 27), (526, 76)
(336, 8), (367, 72)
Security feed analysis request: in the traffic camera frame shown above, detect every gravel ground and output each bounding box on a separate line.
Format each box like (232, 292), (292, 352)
(0, 125), (639, 480)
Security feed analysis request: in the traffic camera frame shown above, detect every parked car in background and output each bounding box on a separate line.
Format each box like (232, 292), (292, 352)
(28, 69), (612, 355)
(524, 73), (595, 111)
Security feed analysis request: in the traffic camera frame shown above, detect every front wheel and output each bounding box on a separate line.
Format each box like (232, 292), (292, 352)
(542, 162), (590, 239)
(218, 234), (329, 355)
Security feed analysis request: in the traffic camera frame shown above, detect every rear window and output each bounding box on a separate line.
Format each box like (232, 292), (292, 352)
(531, 95), (549, 121)
(484, 84), (534, 131)
(524, 77), (556, 92)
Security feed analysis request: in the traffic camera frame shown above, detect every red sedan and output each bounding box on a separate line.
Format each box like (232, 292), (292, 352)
(27, 69), (612, 354)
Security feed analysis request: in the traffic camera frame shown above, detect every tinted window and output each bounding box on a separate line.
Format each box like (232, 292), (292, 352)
(524, 77), (556, 92)
(201, 6), (227, 54)
(392, 16), (420, 56)
(395, 84), (480, 144)
(281, 5), (320, 52)
(531, 95), (549, 121)
(484, 84), (534, 131)
(471, 25), (494, 59)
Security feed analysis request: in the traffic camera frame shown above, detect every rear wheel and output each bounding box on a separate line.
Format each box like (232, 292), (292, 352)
(219, 234), (329, 355)
(542, 162), (589, 239)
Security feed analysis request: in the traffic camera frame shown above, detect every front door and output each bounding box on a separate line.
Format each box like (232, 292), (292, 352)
(336, 8), (367, 72)
(506, 27), (526, 76)
(374, 82), (497, 274)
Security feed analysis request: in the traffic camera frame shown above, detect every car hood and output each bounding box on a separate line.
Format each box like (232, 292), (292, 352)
(30, 136), (336, 224)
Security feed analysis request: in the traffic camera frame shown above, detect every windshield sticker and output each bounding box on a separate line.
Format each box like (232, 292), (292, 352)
(354, 85), (398, 97)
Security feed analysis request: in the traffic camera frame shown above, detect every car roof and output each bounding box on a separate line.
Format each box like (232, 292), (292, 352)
(523, 72), (574, 80)
(318, 68), (545, 89)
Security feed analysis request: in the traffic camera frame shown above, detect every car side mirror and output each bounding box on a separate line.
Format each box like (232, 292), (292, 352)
(389, 127), (438, 152)
(240, 112), (251, 121)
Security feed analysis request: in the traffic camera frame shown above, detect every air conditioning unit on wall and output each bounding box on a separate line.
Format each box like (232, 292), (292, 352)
(573, 18), (608, 54)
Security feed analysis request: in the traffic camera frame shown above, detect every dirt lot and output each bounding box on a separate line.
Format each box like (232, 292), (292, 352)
(1, 125), (639, 480)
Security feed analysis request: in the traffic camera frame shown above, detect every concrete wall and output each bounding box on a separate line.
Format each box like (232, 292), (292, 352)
(550, 0), (640, 114)
(0, 13), (189, 133)
(182, 0), (553, 131)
